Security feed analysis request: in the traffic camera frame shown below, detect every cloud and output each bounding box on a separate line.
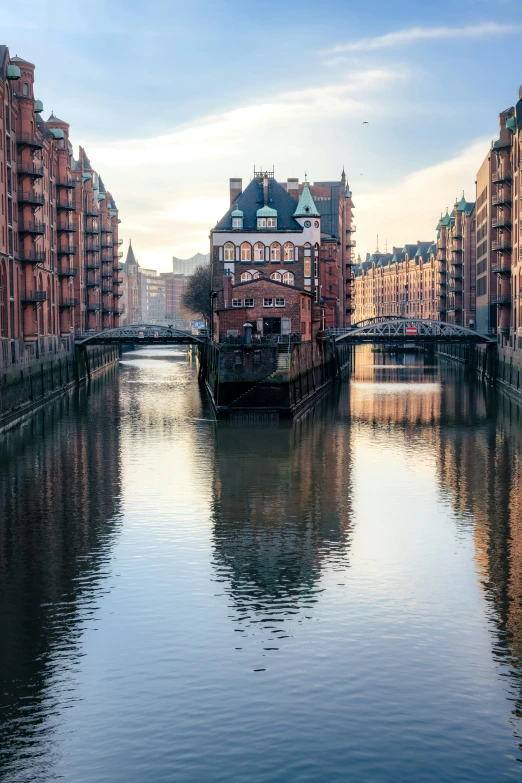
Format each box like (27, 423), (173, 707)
(354, 139), (489, 258)
(329, 22), (520, 54)
(77, 66), (409, 268)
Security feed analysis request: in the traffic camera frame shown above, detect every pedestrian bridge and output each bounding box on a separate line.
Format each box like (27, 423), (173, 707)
(330, 317), (496, 345)
(75, 324), (205, 346)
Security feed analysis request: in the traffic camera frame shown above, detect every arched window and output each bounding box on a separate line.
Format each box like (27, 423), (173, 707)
(283, 271), (295, 286)
(241, 272), (252, 282)
(270, 272), (282, 282)
(23, 83), (28, 97)
(240, 242), (251, 262)
(224, 242), (234, 261)
(270, 243), (281, 262)
(252, 271), (261, 279)
(254, 242), (264, 262)
(283, 242), (294, 262)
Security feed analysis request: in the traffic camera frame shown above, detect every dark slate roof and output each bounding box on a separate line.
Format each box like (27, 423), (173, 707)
(47, 112), (69, 125)
(98, 176), (106, 193)
(81, 148), (93, 170)
(214, 177), (303, 232)
(125, 242), (137, 266)
(464, 202), (475, 216)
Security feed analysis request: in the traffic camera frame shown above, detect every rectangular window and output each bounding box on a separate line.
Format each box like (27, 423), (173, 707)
(263, 298), (273, 307)
(267, 218), (276, 228)
(257, 218), (266, 228)
(244, 298), (254, 307)
(304, 259), (311, 277)
(232, 298), (242, 307)
(275, 298), (285, 307)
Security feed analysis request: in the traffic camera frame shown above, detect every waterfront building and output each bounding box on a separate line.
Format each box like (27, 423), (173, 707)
(0, 45), (120, 371)
(119, 241), (141, 325)
(139, 268), (167, 323)
(475, 152), (495, 334)
(210, 170), (353, 341)
(436, 195), (476, 328)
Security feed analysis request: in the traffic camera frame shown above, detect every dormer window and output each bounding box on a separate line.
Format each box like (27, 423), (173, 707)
(231, 207), (243, 229)
(258, 218), (266, 228)
(256, 205), (277, 229)
(267, 218), (276, 228)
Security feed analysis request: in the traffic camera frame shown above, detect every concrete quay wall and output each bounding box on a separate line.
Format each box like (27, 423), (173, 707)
(438, 343), (522, 399)
(0, 342), (119, 433)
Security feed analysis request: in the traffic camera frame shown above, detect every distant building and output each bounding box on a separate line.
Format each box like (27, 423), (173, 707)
(120, 241), (141, 324)
(172, 252), (209, 276)
(139, 269), (166, 323)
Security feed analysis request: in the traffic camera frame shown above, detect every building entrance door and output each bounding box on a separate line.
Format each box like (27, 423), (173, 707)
(263, 317), (281, 336)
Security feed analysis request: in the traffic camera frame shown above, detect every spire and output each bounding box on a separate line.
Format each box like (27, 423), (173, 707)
(457, 191), (467, 212)
(341, 167), (346, 188)
(293, 182), (320, 218)
(125, 241), (137, 266)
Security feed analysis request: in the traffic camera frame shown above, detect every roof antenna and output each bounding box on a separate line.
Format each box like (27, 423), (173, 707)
(385, 238), (388, 253)
(304, 171), (308, 183)
(376, 234), (379, 253)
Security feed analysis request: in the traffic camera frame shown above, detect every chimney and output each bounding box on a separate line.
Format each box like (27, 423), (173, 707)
(229, 178), (242, 206)
(223, 271), (233, 309)
(287, 178), (299, 201)
(263, 176), (269, 206)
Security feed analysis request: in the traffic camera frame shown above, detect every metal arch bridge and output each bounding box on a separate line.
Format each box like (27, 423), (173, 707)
(75, 324), (206, 346)
(332, 317), (496, 345)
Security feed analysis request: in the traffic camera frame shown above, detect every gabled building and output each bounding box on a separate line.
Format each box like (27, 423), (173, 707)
(211, 171), (321, 342)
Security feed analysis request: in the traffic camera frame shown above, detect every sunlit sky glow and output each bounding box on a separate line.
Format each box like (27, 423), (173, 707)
(4, 0), (522, 270)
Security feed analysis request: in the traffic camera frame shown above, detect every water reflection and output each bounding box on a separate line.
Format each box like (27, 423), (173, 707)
(211, 394), (354, 648)
(0, 370), (123, 782)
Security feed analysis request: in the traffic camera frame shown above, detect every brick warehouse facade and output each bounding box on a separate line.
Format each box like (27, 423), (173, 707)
(210, 169), (353, 341)
(0, 45), (121, 369)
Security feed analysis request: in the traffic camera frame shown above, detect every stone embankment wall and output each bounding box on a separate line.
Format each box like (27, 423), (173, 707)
(0, 339), (118, 432)
(439, 343), (522, 398)
(203, 339), (351, 415)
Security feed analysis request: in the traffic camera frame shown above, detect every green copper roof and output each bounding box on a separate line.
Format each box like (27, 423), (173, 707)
(50, 128), (64, 139)
(506, 116), (517, 133)
(457, 193), (467, 212)
(33, 99), (43, 113)
(257, 205), (277, 217)
(293, 182), (320, 218)
(6, 64), (21, 80)
(231, 207), (244, 217)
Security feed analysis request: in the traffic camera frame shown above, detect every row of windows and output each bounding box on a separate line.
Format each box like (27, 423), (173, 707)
(232, 217), (277, 229)
(240, 271), (294, 285)
(232, 297), (286, 308)
(224, 241), (296, 262)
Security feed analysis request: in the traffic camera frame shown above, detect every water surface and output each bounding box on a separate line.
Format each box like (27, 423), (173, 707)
(1, 346), (522, 782)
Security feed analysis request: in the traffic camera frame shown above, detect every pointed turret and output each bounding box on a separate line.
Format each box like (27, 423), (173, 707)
(293, 182), (320, 218)
(125, 240), (137, 267)
(456, 192), (467, 212)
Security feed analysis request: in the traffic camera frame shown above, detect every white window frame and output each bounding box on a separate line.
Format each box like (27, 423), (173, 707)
(232, 298), (243, 307)
(283, 272), (294, 286)
(267, 217), (277, 228)
(270, 272), (282, 282)
(275, 298), (285, 307)
(241, 272), (252, 282)
(270, 243), (281, 262)
(257, 218), (267, 228)
(240, 243), (251, 262)
(224, 242), (234, 261)
(263, 298), (274, 307)
(232, 217), (242, 229)
(244, 298), (254, 307)
(254, 242), (264, 262)
(284, 243), (294, 262)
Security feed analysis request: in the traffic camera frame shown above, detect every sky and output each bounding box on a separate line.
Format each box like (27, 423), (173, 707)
(3, 0), (522, 271)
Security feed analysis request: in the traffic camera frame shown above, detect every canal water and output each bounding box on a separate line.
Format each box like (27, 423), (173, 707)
(1, 346), (522, 782)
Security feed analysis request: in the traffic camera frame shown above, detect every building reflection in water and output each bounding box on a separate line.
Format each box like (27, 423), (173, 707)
(211, 391), (354, 648)
(350, 346), (522, 754)
(0, 369), (123, 781)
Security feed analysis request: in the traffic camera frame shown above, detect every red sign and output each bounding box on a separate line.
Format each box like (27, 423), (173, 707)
(138, 329), (145, 339)
(405, 325), (417, 335)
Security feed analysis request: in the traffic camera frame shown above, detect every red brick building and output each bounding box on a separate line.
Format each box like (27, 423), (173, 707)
(210, 169), (353, 342)
(0, 45), (120, 369)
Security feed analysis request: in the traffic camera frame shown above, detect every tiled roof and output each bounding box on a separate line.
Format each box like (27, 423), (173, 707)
(293, 183), (320, 217)
(214, 177), (303, 232)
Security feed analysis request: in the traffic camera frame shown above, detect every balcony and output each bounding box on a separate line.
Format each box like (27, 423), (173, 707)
(21, 289), (46, 304)
(101, 224), (112, 233)
(492, 239), (512, 252)
(346, 240), (356, 249)
(85, 206), (99, 216)
(492, 170), (512, 184)
(102, 285), (113, 294)
(17, 163), (44, 178)
(113, 264), (123, 272)
(57, 200), (77, 211)
(56, 177), (75, 189)
(57, 220), (76, 233)
(57, 245), (77, 255)
(19, 249), (46, 266)
(448, 283), (463, 294)
(114, 308), (124, 316)
(114, 289), (123, 298)
(491, 260), (511, 276)
(86, 260), (101, 270)
(16, 132), (44, 150)
(491, 294), (511, 306)
(492, 192), (512, 207)
(118, 251), (123, 259)
(102, 306), (114, 314)
(449, 271), (462, 280)
(452, 231), (462, 240)
(17, 189), (44, 206)
(59, 297), (79, 308)
(86, 278), (101, 288)
(19, 219), (45, 236)
(86, 304), (102, 312)
(451, 247), (463, 254)
(58, 267), (78, 278)
(492, 215), (511, 229)
(101, 239), (113, 248)
(85, 225), (99, 234)
(446, 304), (463, 312)
(86, 243), (100, 253)
(116, 238), (123, 246)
